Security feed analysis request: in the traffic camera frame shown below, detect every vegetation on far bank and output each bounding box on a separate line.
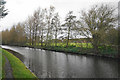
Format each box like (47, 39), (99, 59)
(0, 48), (38, 79)
(25, 42), (118, 58)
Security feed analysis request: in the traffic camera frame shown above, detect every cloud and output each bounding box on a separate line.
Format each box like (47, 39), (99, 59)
(0, 0), (119, 31)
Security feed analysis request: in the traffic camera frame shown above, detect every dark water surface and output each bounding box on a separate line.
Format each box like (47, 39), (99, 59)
(2, 45), (119, 78)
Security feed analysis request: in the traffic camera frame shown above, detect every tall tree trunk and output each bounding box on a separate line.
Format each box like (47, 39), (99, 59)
(93, 43), (99, 54)
(35, 29), (37, 46)
(30, 29), (32, 46)
(46, 21), (50, 47)
(92, 34), (99, 54)
(41, 29), (43, 47)
(46, 29), (49, 46)
(55, 28), (57, 47)
(66, 26), (70, 47)
(32, 28), (35, 46)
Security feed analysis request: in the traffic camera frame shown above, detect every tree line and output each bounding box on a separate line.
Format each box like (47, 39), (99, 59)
(1, 4), (118, 54)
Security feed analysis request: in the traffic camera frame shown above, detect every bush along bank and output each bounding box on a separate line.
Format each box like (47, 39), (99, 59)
(22, 44), (119, 59)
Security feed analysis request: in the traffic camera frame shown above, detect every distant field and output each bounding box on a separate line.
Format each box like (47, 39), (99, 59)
(27, 42), (93, 48)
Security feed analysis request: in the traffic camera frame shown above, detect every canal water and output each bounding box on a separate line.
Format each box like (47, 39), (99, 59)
(2, 45), (119, 78)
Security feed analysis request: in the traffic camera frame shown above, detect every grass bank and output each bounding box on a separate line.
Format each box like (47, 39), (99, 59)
(3, 42), (118, 59)
(0, 51), (6, 79)
(26, 43), (118, 59)
(43, 46), (118, 58)
(0, 48), (38, 79)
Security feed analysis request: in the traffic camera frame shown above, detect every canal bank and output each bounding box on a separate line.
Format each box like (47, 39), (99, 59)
(2, 44), (119, 59)
(3, 48), (24, 62)
(1, 48), (38, 79)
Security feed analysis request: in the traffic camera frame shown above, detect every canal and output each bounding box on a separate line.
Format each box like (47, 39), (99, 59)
(2, 45), (119, 78)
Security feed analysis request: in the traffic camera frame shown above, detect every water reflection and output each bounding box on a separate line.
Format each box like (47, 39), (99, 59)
(2, 45), (119, 78)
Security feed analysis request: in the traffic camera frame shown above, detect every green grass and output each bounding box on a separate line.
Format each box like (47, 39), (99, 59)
(0, 52), (2, 79)
(0, 51), (6, 79)
(27, 42), (93, 48)
(51, 43), (93, 48)
(0, 48), (38, 79)
(99, 46), (118, 55)
(2, 54), (6, 79)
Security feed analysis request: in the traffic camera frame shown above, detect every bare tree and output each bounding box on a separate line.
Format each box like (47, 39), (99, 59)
(33, 8), (41, 46)
(38, 9), (46, 47)
(79, 4), (117, 54)
(45, 6), (55, 46)
(24, 16), (34, 46)
(51, 13), (61, 47)
(63, 11), (76, 47)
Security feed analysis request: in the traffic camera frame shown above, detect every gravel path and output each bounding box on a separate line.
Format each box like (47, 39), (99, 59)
(4, 56), (14, 79)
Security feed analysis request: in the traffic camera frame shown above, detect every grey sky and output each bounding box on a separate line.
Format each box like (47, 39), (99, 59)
(0, 0), (119, 31)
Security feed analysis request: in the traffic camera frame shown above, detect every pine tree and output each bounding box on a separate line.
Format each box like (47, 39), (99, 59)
(0, 0), (8, 19)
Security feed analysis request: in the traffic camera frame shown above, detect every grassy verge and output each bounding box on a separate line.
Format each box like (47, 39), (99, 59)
(27, 43), (118, 58)
(0, 51), (6, 79)
(2, 54), (5, 79)
(0, 52), (2, 79)
(0, 48), (38, 79)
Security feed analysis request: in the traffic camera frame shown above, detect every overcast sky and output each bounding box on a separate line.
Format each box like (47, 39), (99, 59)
(0, 0), (119, 31)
